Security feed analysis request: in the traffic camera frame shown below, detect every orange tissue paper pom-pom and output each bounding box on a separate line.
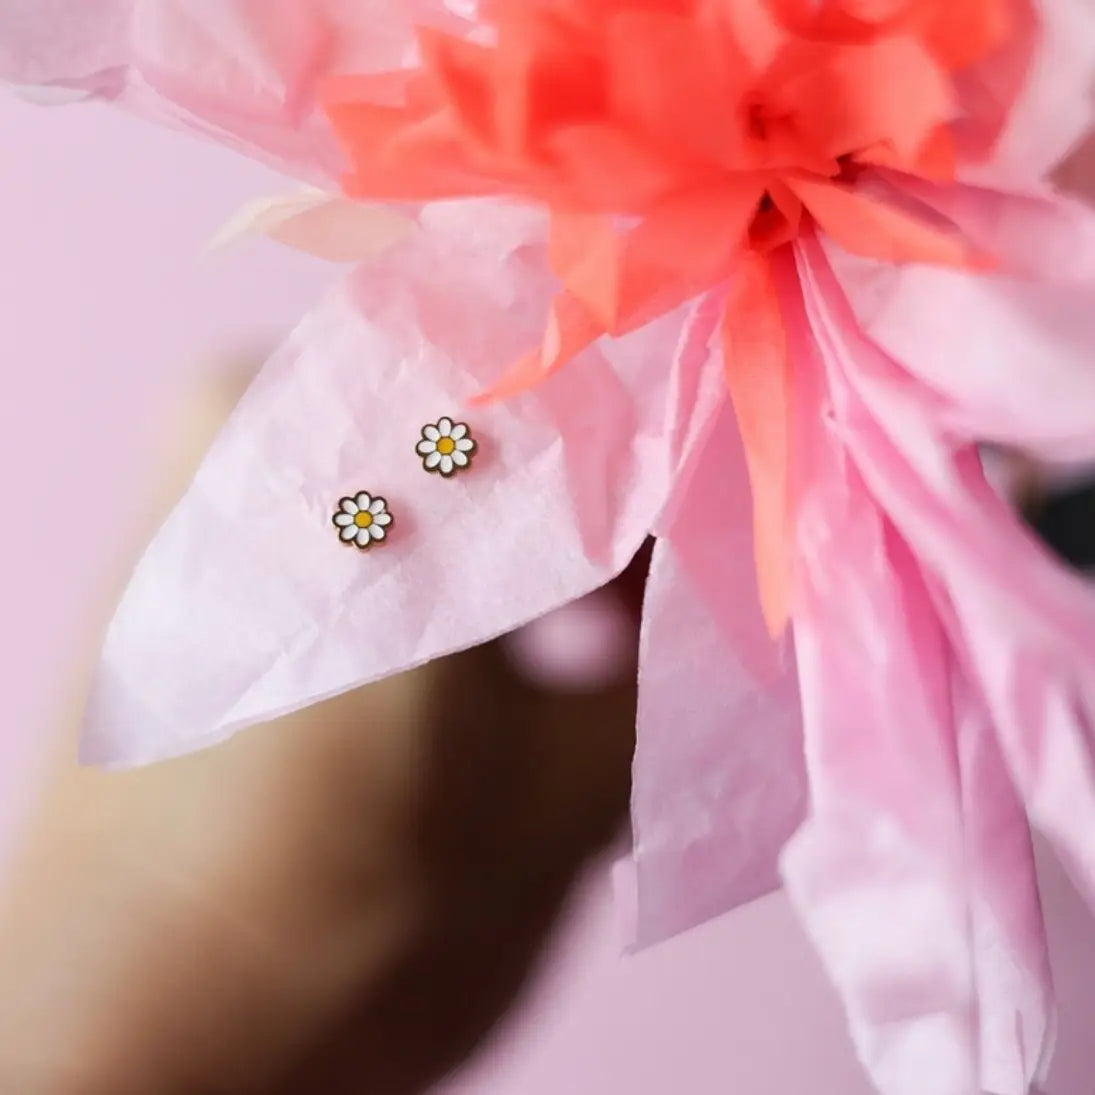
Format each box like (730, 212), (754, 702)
(320, 0), (1015, 632)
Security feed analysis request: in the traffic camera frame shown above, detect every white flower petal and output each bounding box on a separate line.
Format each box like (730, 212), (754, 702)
(369, 497), (387, 515)
(355, 528), (372, 549)
(209, 192), (415, 263)
(423, 425), (441, 442)
(339, 525), (359, 542)
(333, 513), (356, 527)
(374, 512), (393, 527)
(452, 450), (470, 468)
(354, 492), (372, 511)
(425, 451), (442, 469)
(439, 455), (455, 476)
(339, 498), (359, 515)
(455, 437), (476, 453)
(416, 439), (437, 456)
(450, 423), (468, 441)
(369, 523), (387, 542)
(80, 214), (692, 768)
(438, 417), (453, 437)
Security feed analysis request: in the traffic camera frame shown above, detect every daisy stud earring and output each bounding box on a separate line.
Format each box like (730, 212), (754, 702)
(332, 492), (393, 550)
(417, 417), (477, 477)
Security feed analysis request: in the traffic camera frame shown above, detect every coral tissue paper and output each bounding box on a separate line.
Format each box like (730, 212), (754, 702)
(5, 0), (1095, 1091)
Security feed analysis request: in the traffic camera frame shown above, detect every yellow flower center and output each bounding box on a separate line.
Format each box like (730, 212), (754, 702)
(436, 436), (456, 455)
(354, 511), (374, 529)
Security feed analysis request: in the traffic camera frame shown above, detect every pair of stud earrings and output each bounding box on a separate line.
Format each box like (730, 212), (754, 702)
(332, 416), (478, 551)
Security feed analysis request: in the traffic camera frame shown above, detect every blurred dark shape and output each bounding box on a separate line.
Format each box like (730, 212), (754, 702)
(1030, 479), (1095, 571)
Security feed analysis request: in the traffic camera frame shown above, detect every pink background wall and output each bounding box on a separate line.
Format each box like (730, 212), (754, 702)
(3, 93), (1094, 1094)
